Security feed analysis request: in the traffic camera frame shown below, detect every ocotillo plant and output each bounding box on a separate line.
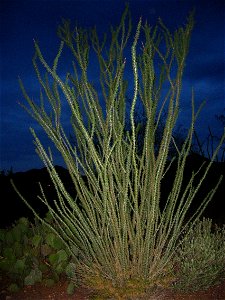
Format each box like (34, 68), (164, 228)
(13, 6), (225, 293)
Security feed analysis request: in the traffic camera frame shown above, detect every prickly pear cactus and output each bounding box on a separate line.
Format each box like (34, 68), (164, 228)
(0, 214), (78, 294)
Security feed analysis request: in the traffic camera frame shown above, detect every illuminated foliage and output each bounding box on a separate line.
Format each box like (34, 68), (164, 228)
(13, 6), (225, 296)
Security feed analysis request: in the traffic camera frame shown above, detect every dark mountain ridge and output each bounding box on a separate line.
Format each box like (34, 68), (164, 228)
(0, 165), (75, 227)
(0, 154), (224, 228)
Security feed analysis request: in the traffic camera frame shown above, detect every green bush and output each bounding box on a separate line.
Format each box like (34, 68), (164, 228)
(173, 218), (225, 292)
(0, 215), (78, 294)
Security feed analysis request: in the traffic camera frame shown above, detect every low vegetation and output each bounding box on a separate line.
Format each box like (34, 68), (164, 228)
(1, 216), (224, 298)
(0, 214), (77, 295)
(173, 218), (225, 293)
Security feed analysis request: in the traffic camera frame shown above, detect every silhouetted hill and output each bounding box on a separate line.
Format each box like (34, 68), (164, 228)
(0, 154), (224, 228)
(0, 165), (76, 227)
(161, 153), (225, 225)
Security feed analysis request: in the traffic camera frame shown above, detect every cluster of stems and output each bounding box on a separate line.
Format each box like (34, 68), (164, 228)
(14, 6), (225, 287)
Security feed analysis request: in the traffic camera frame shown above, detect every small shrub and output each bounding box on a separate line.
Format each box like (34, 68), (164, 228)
(173, 218), (225, 292)
(0, 215), (78, 293)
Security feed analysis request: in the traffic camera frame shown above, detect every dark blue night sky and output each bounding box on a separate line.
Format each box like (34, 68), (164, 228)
(1, 0), (224, 172)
